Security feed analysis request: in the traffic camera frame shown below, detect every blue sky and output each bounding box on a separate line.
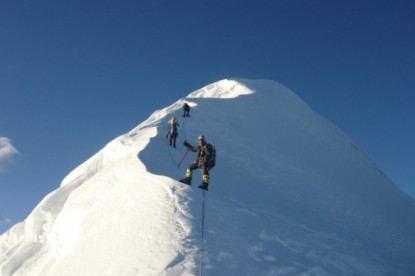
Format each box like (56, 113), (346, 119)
(1, 0), (414, 232)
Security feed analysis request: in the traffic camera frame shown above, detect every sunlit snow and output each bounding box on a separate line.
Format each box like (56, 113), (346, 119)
(1, 79), (414, 276)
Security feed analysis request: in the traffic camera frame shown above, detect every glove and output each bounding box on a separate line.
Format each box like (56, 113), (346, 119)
(183, 141), (190, 148)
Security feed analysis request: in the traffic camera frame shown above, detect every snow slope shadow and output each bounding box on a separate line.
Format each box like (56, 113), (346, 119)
(139, 79), (415, 275)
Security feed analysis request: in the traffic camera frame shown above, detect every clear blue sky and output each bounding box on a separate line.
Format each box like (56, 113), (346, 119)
(1, 0), (414, 233)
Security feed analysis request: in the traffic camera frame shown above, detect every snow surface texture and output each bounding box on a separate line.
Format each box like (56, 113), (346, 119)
(1, 79), (415, 276)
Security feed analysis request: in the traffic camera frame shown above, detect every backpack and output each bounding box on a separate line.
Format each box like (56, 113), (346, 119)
(168, 118), (179, 135)
(206, 143), (216, 170)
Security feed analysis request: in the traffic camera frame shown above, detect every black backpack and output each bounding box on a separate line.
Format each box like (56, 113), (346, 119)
(206, 144), (216, 170)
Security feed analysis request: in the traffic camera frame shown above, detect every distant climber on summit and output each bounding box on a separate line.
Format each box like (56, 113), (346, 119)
(180, 135), (216, 190)
(182, 102), (190, 117)
(166, 116), (180, 148)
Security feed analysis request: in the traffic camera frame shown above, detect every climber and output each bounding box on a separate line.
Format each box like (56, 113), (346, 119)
(180, 135), (216, 190)
(182, 102), (190, 117)
(166, 116), (180, 148)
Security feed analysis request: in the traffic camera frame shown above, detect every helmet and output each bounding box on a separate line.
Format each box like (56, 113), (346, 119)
(198, 135), (205, 141)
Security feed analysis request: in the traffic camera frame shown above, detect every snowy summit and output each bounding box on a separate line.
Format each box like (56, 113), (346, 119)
(1, 79), (415, 275)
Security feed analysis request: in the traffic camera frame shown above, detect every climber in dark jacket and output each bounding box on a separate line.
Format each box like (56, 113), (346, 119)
(182, 102), (190, 117)
(180, 135), (215, 190)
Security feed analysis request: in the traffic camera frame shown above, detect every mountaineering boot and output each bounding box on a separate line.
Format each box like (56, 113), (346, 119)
(180, 169), (193, 185)
(198, 182), (209, 191)
(198, 174), (209, 190)
(179, 177), (192, 185)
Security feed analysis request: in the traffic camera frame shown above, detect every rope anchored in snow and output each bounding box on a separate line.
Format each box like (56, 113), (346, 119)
(163, 137), (180, 168)
(199, 189), (206, 276)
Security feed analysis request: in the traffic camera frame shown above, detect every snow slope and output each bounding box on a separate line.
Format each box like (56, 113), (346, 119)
(1, 79), (414, 276)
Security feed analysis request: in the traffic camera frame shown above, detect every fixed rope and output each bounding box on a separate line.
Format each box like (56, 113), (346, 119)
(162, 128), (180, 168)
(177, 109), (190, 168)
(181, 110), (188, 141)
(199, 189), (206, 276)
(163, 113), (189, 169)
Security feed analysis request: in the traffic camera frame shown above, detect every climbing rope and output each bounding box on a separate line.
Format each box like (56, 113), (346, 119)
(163, 112), (189, 169)
(181, 110), (188, 141)
(177, 108), (190, 168)
(162, 125), (180, 168)
(199, 189), (206, 276)
(166, 146), (179, 168)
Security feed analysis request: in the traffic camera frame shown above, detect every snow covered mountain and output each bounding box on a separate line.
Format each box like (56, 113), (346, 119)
(1, 79), (414, 276)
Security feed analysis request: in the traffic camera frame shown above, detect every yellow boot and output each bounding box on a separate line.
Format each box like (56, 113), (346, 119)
(198, 174), (209, 190)
(180, 169), (192, 185)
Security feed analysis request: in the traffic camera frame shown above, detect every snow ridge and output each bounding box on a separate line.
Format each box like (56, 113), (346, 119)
(1, 79), (415, 276)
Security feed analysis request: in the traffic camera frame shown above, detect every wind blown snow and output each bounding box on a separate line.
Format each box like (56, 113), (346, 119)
(1, 79), (414, 276)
